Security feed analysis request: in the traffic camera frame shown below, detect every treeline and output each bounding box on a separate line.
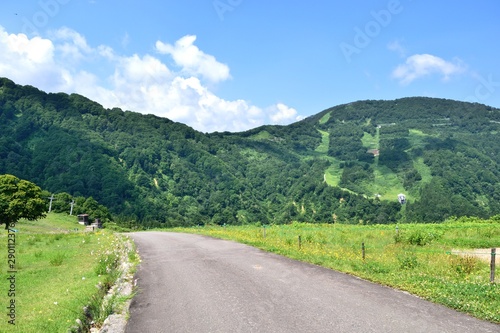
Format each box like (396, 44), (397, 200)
(1, 77), (499, 226)
(0, 78), (401, 226)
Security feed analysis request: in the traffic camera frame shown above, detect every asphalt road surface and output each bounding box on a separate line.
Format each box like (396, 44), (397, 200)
(125, 232), (499, 333)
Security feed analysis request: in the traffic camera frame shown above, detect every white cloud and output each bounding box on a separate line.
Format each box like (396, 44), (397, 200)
(121, 32), (130, 49)
(392, 54), (466, 85)
(268, 103), (302, 124)
(0, 26), (65, 89)
(0, 26), (300, 133)
(1, 30), (54, 64)
(51, 27), (92, 62)
(387, 40), (406, 57)
(114, 54), (171, 84)
(156, 35), (230, 83)
(97, 44), (115, 60)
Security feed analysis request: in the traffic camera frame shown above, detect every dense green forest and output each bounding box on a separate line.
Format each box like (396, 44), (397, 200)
(1, 77), (499, 226)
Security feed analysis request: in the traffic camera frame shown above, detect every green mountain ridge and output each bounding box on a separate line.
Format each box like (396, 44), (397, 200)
(1, 77), (499, 226)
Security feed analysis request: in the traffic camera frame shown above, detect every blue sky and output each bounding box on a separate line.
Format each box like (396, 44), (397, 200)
(1, 0), (499, 132)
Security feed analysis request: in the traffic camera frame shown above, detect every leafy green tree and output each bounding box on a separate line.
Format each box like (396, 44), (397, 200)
(81, 196), (112, 223)
(52, 192), (73, 213)
(0, 174), (46, 230)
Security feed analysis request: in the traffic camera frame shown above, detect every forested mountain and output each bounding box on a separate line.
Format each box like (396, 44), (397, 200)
(1, 77), (499, 226)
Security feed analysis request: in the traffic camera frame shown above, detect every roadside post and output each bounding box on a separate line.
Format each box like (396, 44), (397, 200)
(491, 248), (496, 283)
(362, 242), (366, 262)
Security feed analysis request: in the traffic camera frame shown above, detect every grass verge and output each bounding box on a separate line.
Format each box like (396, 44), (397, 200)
(0, 213), (135, 332)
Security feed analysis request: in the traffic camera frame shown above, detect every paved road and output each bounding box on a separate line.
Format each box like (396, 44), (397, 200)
(125, 232), (499, 333)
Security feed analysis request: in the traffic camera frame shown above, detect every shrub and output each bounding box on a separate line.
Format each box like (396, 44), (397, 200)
(394, 231), (403, 244)
(405, 230), (442, 246)
(398, 252), (418, 269)
(451, 255), (480, 275)
(49, 253), (66, 266)
(407, 230), (428, 246)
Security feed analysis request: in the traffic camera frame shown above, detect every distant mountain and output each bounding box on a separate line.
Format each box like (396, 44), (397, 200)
(308, 98), (500, 221)
(1, 77), (499, 226)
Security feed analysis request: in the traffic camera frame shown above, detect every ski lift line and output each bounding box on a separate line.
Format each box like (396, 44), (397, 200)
(45, 196), (75, 203)
(45, 194), (79, 213)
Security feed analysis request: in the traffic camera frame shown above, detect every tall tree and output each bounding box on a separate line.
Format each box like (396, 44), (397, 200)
(0, 174), (47, 230)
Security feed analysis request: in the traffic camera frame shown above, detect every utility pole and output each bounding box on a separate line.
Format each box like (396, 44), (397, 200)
(47, 194), (55, 213)
(70, 200), (75, 216)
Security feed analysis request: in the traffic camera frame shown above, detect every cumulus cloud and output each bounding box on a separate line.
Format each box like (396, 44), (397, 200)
(1, 29), (54, 64)
(156, 35), (230, 83)
(51, 27), (92, 62)
(392, 54), (466, 85)
(0, 26), (65, 89)
(268, 103), (302, 124)
(0, 26), (300, 133)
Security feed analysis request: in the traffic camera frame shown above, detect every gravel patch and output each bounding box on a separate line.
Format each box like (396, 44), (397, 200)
(451, 248), (498, 263)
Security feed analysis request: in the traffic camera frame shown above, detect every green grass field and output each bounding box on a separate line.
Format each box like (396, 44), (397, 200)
(314, 130), (357, 194)
(361, 131), (378, 150)
(175, 217), (500, 323)
(323, 159), (342, 185)
(408, 128), (436, 149)
(0, 213), (132, 332)
(412, 157), (432, 183)
(318, 112), (331, 124)
(370, 163), (409, 201)
(315, 129), (330, 154)
(314, 130), (356, 192)
(318, 126), (413, 201)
